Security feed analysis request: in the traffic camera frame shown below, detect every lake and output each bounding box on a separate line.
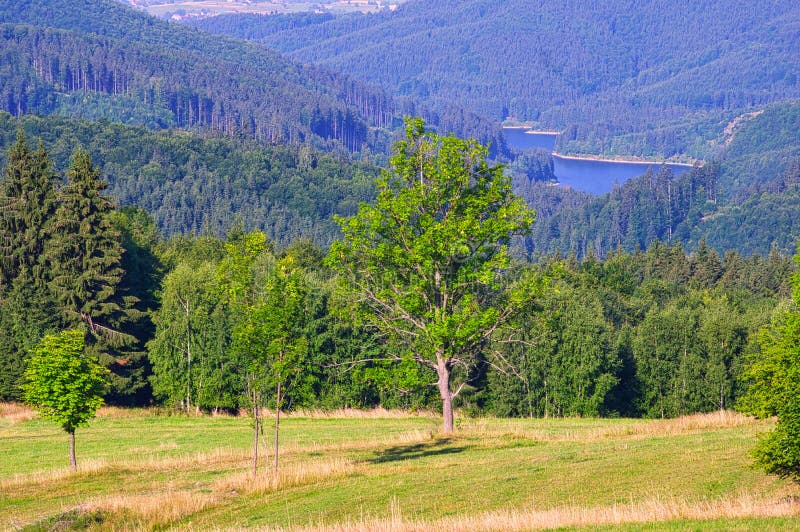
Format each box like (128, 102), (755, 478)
(553, 155), (693, 195)
(503, 127), (693, 195)
(503, 127), (558, 151)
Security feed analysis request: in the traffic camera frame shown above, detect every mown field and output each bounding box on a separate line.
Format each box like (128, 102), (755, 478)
(1, 404), (798, 531)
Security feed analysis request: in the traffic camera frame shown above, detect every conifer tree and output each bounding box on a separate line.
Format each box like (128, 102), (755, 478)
(45, 148), (135, 394)
(0, 131), (60, 400)
(0, 130), (59, 290)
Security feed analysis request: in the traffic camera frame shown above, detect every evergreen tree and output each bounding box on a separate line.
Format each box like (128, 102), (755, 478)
(0, 130), (59, 289)
(0, 131), (60, 400)
(45, 148), (135, 396)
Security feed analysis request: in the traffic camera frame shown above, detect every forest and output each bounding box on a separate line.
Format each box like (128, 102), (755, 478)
(1, 128), (796, 424)
(189, 0), (800, 159)
(0, 0), (798, 261)
(0, 0), (798, 418)
(0, 0), (507, 157)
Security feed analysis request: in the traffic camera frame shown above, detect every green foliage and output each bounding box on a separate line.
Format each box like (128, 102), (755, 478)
(148, 261), (236, 411)
(739, 241), (800, 480)
(740, 301), (800, 479)
(0, 113), (381, 244)
(22, 329), (107, 434)
(328, 118), (535, 430)
(0, 131), (60, 399)
(45, 148), (142, 399)
(485, 243), (783, 419)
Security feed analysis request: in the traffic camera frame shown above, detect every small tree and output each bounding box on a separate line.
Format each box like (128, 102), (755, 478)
(22, 329), (108, 471)
(256, 255), (309, 475)
(739, 243), (800, 479)
(327, 118), (535, 433)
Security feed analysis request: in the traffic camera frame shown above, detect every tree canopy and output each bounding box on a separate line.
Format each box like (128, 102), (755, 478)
(22, 329), (107, 470)
(328, 118), (535, 432)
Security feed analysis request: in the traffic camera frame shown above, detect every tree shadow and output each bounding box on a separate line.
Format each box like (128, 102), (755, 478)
(366, 438), (470, 463)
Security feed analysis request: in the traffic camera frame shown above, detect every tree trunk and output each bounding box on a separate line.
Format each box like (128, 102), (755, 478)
(436, 358), (454, 434)
(69, 430), (77, 472)
(273, 381), (281, 476)
(252, 395), (259, 476)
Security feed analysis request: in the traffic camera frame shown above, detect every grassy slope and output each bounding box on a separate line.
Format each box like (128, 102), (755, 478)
(1, 406), (798, 530)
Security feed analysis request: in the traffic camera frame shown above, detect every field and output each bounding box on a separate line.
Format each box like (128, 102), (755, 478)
(1, 404), (799, 530)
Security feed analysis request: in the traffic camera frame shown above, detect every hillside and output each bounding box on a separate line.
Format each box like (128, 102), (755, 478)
(191, 0), (800, 159)
(0, 0), (507, 155)
(0, 112), (379, 244)
(522, 101), (800, 258)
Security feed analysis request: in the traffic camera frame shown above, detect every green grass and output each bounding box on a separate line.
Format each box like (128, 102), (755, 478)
(1, 408), (798, 530)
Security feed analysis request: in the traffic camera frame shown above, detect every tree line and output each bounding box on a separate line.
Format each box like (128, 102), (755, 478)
(1, 129), (795, 424)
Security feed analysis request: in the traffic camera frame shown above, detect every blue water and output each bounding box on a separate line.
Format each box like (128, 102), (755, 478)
(553, 155), (693, 195)
(503, 127), (693, 195)
(503, 128), (558, 151)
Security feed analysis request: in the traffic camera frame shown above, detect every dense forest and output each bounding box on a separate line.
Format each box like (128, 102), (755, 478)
(1, 0), (799, 427)
(190, 0), (800, 159)
(518, 101), (800, 258)
(0, 0), (508, 156)
(1, 104), (798, 260)
(0, 112), (379, 242)
(0, 133), (796, 422)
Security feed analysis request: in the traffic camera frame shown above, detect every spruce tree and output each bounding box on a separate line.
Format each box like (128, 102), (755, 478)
(45, 148), (135, 396)
(0, 131), (60, 400)
(0, 130), (59, 291)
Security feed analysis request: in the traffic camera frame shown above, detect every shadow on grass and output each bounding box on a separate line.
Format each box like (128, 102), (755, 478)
(366, 438), (469, 463)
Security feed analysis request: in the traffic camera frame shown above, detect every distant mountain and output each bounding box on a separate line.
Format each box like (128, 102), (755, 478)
(0, 0), (507, 155)
(191, 0), (800, 159)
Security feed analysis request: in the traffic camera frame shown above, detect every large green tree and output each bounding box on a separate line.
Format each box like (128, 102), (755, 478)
(0, 131), (60, 399)
(22, 329), (107, 471)
(327, 118), (535, 433)
(739, 244), (800, 479)
(45, 148), (136, 395)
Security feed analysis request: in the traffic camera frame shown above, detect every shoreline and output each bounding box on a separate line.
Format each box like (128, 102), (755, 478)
(503, 126), (561, 135)
(552, 152), (697, 168)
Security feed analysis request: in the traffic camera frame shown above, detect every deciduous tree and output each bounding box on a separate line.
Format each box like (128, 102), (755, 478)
(22, 329), (108, 471)
(327, 118), (535, 433)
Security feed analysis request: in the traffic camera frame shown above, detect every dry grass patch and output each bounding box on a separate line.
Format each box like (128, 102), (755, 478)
(0, 447), (251, 490)
(0, 402), (35, 424)
(634, 410), (759, 435)
(214, 456), (359, 495)
(259, 407), (439, 419)
(79, 457), (361, 528)
(286, 494), (800, 531)
(87, 490), (216, 528)
(0, 459), (116, 489)
(458, 411), (763, 444)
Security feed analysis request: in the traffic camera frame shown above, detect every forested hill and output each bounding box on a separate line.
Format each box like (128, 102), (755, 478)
(522, 102), (800, 258)
(0, 0), (506, 155)
(191, 0), (800, 159)
(0, 112), (379, 244)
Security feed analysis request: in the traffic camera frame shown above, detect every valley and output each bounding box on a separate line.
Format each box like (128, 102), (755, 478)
(1, 1), (800, 529)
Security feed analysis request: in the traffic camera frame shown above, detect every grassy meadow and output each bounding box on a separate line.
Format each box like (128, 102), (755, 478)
(1, 403), (799, 530)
